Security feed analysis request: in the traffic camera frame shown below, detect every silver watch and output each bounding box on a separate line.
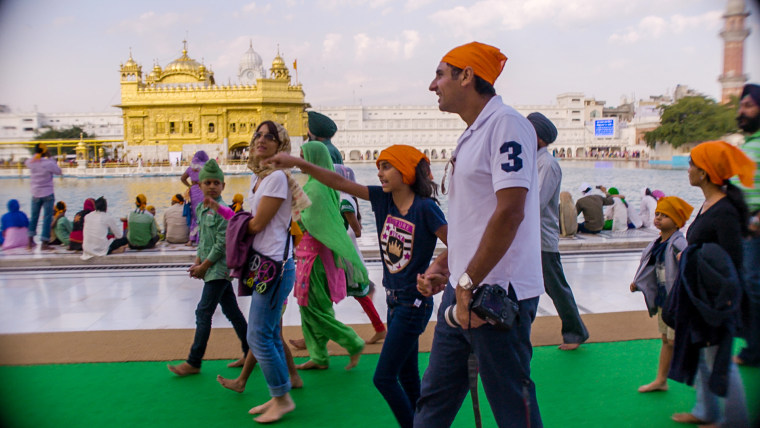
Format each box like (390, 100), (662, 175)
(457, 272), (475, 291)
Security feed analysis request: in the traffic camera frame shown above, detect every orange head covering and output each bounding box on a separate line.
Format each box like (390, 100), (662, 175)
(231, 193), (244, 213)
(54, 201), (66, 216)
(690, 141), (755, 188)
(655, 196), (694, 229)
(376, 145), (431, 185)
(135, 194), (147, 211)
(441, 41), (507, 86)
(146, 205), (155, 215)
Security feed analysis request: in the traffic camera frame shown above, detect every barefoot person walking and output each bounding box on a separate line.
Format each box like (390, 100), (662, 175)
(528, 112), (589, 351)
(267, 144), (447, 428)
(168, 160), (249, 377)
(214, 121), (308, 423)
(289, 141), (368, 371)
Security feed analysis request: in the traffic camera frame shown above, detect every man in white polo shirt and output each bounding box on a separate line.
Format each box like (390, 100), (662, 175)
(415, 42), (543, 427)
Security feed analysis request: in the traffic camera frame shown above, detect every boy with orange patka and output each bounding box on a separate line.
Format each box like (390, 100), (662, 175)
(631, 196), (693, 393)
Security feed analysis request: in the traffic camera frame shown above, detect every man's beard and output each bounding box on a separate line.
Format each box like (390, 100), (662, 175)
(737, 113), (760, 134)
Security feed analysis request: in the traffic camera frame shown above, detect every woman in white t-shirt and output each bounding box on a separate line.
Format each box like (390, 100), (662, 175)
(215, 121), (310, 424)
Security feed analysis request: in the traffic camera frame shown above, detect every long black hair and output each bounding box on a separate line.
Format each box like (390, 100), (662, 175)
(411, 159), (440, 205)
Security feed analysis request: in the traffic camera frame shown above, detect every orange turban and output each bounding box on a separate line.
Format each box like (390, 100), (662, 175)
(135, 194), (147, 210)
(690, 141), (756, 188)
(376, 145), (431, 185)
(441, 41), (507, 86)
(656, 196), (694, 229)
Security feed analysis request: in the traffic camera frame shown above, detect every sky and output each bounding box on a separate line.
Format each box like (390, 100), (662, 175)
(0, 0), (759, 114)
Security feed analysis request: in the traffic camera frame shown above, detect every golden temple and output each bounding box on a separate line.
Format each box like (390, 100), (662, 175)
(116, 41), (307, 162)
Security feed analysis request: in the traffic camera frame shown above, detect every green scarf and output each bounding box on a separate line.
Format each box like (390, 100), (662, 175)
(300, 141), (368, 284)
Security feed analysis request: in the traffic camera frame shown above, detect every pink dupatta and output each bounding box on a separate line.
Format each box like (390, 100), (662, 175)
(294, 231), (347, 306)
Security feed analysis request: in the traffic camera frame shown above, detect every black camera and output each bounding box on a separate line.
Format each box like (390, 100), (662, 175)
(471, 284), (519, 330)
(444, 284), (519, 331)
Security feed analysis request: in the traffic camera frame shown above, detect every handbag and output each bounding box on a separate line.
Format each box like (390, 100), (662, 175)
(244, 222), (291, 296)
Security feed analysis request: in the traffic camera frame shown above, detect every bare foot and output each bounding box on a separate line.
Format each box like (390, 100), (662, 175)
(290, 373), (304, 389)
(227, 357), (245, 368)
(638, 380), (668, 393)
(217, 375), (245, 393)
(295, 360), (328, 370)
(27, 237), (35, 250)
(253, 395), (295, 423)
(672, 413), (707, 424)
(40, 242), (53, 251)
(289, 339), (306, 350)
(345, 351), (362, 370)
(249, 399), (273, 415)
(111, 245), (127, 254)
(168, 362), (200, 376)
(365, 330), (386, 345)
(558, 343), (581, 351)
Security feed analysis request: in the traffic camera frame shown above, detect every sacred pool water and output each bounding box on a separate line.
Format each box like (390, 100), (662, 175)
(0, 161), (702, 236)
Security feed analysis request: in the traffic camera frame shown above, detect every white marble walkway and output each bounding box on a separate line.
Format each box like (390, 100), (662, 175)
(0, 251), (644, 335)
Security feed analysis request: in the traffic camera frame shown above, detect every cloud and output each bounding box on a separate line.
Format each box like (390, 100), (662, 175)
(404, 0), (435, 12)
(609, 10), (722, 44)
(323, 33), (343, 58)
(402, 31), (420, 59)
(352, 32), (420, 61)
(52, 16), (75, 27)
(317, 0), (391, 10)
(429, 0), (628, 37)
(241, 2), (272, 14)
(112, 11), (181, 36)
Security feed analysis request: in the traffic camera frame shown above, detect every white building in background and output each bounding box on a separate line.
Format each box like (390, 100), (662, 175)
(0, 108), (123, 161)
(316, 92), (650, 161)
(0, 108), (123, 142)
(1, 91), (664, 162)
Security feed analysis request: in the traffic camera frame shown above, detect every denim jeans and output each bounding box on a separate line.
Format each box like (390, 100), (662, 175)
(248, 258), (295, 397)
(187, 279), (249, 368)
(28, 193), (55, 242)
(691, 346), (749, 427)
(541, 251), (589, 344)
(414, 284), (542, 428)
(373, 288), (433, 428)
(738, 235), (760, 365)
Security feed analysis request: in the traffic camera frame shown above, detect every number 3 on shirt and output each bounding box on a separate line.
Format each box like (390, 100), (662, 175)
(500, 141), (523, 172)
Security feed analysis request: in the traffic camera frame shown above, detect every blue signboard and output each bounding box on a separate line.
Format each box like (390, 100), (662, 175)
(594, 119), (615, 137)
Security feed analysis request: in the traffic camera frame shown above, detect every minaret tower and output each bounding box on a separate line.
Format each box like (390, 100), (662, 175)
(718, 0), (750, 104)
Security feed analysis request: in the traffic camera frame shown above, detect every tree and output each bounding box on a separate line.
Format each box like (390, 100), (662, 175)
(35, 126), (95, 140)
(644, 95), (737, 148)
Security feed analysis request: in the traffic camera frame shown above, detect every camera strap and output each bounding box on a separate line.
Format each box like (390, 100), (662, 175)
(467, 351), (482, 428)
(467, 309), (483, 428)
(466, 285), (533, 428)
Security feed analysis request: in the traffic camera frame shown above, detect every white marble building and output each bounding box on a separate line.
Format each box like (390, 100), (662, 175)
(315, 92), (649, 162)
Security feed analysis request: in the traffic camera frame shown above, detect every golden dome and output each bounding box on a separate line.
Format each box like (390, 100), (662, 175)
(269, 49), (290, 81)
(164, 41), (202, 74)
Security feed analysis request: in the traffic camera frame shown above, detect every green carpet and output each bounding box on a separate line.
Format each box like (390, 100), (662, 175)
(0, 339), (757, 428)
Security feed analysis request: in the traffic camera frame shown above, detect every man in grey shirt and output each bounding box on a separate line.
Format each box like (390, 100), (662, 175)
(528, 112), (589, 350)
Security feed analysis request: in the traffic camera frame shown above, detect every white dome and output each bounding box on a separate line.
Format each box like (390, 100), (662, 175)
(726, 0), (746, 15)
(239, 41), (266, 83)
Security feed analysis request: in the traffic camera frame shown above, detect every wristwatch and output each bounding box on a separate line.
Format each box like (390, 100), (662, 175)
(457, 272), (475, 291)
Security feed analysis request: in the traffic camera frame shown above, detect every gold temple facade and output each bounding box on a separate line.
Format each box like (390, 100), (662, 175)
(117, 41), (307, 162)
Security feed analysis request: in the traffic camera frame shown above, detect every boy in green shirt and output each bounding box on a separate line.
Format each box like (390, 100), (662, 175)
(168, 159), (249, 376)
